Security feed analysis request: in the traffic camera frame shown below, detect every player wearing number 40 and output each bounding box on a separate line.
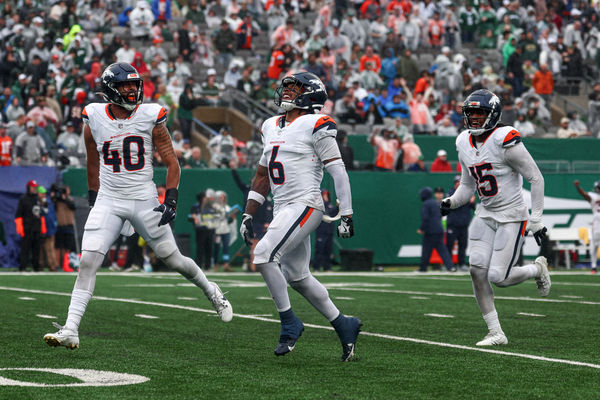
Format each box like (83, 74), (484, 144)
(239, 72), (361, 362)
(43, 63), (233, 350)
(440, 89), (551, 347)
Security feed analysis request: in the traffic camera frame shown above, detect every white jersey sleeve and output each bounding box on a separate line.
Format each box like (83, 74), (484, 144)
(588, 192), (600, 219)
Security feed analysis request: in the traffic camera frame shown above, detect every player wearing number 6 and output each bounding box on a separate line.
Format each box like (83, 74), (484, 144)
(43, 63), (232, 350)
(239, 72), (361, 361)
(440, 89), (551, 346)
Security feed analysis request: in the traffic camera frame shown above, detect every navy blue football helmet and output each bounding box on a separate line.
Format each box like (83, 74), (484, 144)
(100, 62), (143, 111)
(594, 180), (600, 193)
(274, 72), (327, 113)
(462, 89), (502, 136)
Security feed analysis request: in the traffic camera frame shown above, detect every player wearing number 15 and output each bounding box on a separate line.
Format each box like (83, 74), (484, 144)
(440, 89), (551, 346)
(240, 72), (361, 361)
(43, 63), (232, 350)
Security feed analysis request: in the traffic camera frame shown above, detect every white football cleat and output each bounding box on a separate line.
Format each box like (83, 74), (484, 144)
(43, 322), (79, 350)
(209, 282), (233, 322)
(535, 256), (551, 297)
(476, 330), (508, 346)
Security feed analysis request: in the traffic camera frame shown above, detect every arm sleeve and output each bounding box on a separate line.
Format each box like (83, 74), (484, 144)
(505, 143), (544, 222)
(449, 158), (477, 208)
(324, 159), (353, 216)
(314, 135), (342, 162)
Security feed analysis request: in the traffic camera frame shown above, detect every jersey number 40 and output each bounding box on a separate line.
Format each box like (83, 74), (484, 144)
(103, 136), (145, 172)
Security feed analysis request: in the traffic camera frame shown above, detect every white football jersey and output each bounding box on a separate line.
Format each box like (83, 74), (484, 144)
(83, 103), (167, 200)
(259, 113), (337, 213)
(456, 125), (529, 222)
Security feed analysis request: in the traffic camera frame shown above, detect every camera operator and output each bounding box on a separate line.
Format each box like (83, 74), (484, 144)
(50, 183), (77, 271)
(208, 125), (237, 168)
(369, 126), (402, 172)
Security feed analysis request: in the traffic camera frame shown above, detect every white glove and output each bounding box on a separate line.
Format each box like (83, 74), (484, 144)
(240, 213), (254, 246)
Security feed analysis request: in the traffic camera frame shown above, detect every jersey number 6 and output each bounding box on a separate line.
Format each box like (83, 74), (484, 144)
(268, 145), (285, 185)
(468, 162), (498, 197)
(103, 136), (145, 173)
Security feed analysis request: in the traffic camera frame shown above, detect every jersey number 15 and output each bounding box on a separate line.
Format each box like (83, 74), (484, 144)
(468, 163), (498, 197)
(102, 136), (145, 173)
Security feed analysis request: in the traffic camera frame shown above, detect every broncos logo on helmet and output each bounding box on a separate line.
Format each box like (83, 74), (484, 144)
(462, 89), (502, 136)
(274, 72), (328, 113)
(100, 62), (144, 111)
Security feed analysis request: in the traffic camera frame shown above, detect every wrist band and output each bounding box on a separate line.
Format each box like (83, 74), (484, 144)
(247, 190), (265, 205)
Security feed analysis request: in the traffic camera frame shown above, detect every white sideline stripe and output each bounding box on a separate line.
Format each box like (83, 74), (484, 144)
(424, 313), (454, 318)
(329, 287), (600, 305)
(19, 297), (36, 300)
(256, 296), (272, 300)
(177, 297), (198, 301)
(1, 286), (599, 370)
(560, 295), (583, 299)
(333, 296), (355, 300)
(517, 312), (546, 317)
(36, 314), (56, 319)
(410, 296), (430, 300)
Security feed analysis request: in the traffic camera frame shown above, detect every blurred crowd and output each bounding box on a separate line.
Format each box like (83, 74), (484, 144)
(1, 0), (600, 172)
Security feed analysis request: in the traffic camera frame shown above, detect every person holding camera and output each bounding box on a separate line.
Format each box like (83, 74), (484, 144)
(51, 184), (77, 271)
(208, 125), (237, 168)
(369, 126), (401, 172)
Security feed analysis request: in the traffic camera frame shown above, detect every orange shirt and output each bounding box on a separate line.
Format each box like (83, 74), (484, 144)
(0, 136), (12, 166)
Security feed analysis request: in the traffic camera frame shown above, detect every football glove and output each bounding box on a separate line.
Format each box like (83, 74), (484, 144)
(153, 188), (178, 226)
(527, 221), (547, 246)
(440, 198), (452, 216)
(240, 213), (254, 246)
(88, 190), (98, 207)
(337, 216), (354, 238)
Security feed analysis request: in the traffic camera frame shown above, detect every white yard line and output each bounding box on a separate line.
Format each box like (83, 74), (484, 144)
(329, 287), (600, 305)
(1, 285), (599, 370)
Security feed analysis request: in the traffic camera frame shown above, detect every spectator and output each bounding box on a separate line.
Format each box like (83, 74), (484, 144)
(27, 95), (59, 132)
(200, 69), (222, 105)
(445, 176), (474, 272)
(176, 19), (193, 62)
(5, 97), (25, 122)
(436, 115), (458, 136)
(408, 154), (427, 172)
(144, 36), (168, 64)
(459, 3), (478, 44)
(184, 146), (209, 169)
(359, 45), (381, 73)
(506, 46), (525, 97)
(370, 126), (400, 171)
(129, 0), (155, 42)
(532, 64), (554, 107)
(236, 14), (260, 50)
(0, 122), (12, 166)
(430, 149), (453, 172)
(152, 0), (172, 21)
(115, 40), (135, 64)
(313, 190), (337, 271)
(556, 117), (579, 138)
(514, 113), (536, 137)
(568, 112), (590, 137)
(15, 180), (46, 271)
(14, 121), (48, 165)
(336, 129), (354, 170)
(340, 9), (366, 48)
(213, 19), (237, 67)
(192, 31), (216, 67)
(178, 84), (204, 140)
(417, 186), (456, 272)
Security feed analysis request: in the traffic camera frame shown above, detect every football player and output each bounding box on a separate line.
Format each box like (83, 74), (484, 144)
(240, 72), (361, 361)
(440, 89), (551, 346)
(574, 179), (600, 273)
(43, 63), (233, 350)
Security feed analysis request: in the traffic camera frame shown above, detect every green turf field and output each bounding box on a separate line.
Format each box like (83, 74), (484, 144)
(1, 271), (599, 399)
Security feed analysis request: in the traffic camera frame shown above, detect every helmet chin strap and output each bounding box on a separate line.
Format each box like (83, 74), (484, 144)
(280, 101), (296, 111)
